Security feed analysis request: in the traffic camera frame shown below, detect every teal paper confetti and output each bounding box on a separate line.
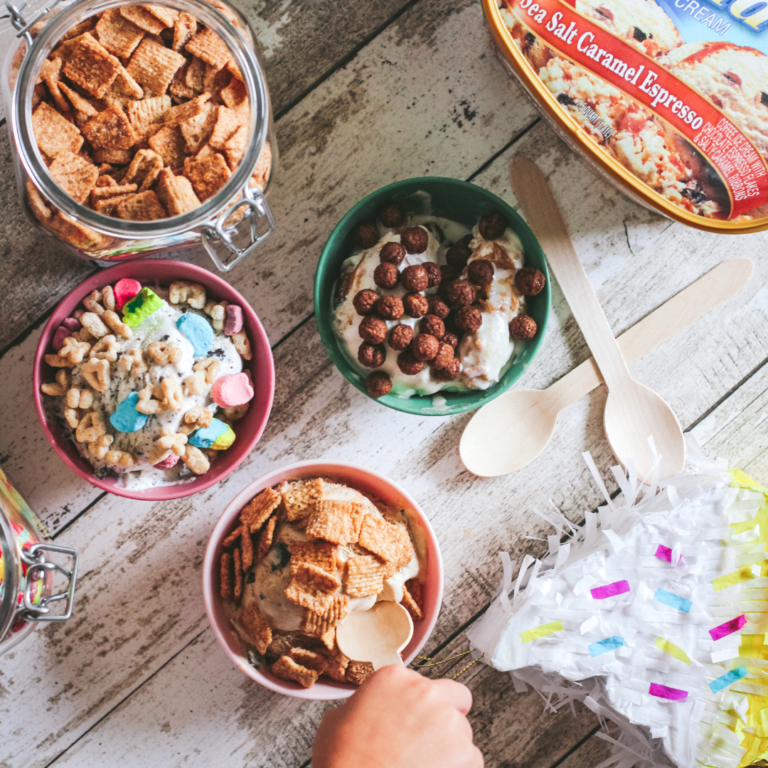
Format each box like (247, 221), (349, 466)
(709, 667), (748, 693)
(654, 588), (692, 614)
(588, 636), (625, 657)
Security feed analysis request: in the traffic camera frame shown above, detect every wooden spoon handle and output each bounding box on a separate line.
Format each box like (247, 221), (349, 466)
(510, 158), (630, 391)
(547, 257), (754, 406)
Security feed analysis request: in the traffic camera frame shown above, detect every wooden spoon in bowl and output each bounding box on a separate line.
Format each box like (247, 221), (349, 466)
(509, 158), (685, 481)
(336, 601), (414, 670)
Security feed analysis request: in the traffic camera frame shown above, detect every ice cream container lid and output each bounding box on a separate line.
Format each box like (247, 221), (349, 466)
(483, 0), (768, 233)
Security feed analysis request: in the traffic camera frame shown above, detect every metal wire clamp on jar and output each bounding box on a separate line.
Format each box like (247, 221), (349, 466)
(0, 468), (78, 656)
(1, 0), (278, 271)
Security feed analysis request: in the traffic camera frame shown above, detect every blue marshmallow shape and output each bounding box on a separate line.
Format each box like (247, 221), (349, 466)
(176, 313), (214, 356)
(189, 418), (229, 449)
(110, 392), (149, 433)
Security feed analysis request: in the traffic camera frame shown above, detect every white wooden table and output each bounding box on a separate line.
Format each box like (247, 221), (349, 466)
(1, 1), (767, 766)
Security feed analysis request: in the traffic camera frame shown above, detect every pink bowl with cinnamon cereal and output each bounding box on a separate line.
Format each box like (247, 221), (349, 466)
(202, 461), (444, 700)
(33, 259), (274, 501)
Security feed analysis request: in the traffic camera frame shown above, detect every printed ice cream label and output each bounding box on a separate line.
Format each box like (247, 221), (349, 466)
(504, 0), (768, 218)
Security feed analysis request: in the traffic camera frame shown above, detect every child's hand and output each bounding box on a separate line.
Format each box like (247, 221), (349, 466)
(312, 665), (483, 768)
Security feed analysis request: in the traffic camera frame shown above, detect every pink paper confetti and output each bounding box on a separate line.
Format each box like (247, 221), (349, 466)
(649, 683), (688, 701)
(655, 545), (685, 566)
(709, 614), (747, 641)
(591, 580), (631, 600)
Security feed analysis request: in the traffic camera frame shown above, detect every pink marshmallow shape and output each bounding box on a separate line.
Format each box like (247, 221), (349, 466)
(225, 305), (243, 336)
(153, 452), (180, 470)
(61, 317), (81, 332)
(52, 326), (72, 351)
(114, 278), (142, 311)
(212, 373), (254, 408)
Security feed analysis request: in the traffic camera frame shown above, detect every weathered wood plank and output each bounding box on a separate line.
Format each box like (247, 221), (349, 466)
(27, 348), (768, 768)
(0, 0), (537, 353)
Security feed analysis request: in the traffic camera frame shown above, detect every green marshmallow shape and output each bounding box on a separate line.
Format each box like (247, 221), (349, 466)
(122, 288), (165, 328)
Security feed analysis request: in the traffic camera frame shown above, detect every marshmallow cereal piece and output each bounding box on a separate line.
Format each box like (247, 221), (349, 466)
(176, 313), (214, 356)
(211, 424), (235, 450)
(61, 317), (81, 332)
(53, 325), (73, 351)
(41, 369), (70, 396)
(122, 287), (165, 328)
(189, 417), (229, 449)
(153, 452), (180, 469)
(224, 304), (243, 336)
(170, 281), (206, 309)
(211, 372), (254, 408)
(110, 391), (150, 433)
(113, 278), (142, 311)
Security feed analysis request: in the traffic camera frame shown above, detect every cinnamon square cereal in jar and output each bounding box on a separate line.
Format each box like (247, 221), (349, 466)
(1, 0), (277, 270)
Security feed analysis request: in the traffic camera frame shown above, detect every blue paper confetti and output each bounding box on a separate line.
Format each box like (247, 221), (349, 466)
(654, 588), (692, 614)
(588, 636), (625, 657)
(709, 667), (748, 693)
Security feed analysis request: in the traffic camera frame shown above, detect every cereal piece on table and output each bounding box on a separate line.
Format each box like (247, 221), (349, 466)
(126, 38), (186, 96)
(223, 123), (247, 169)
(181, 444), (210, 475)
(105, 450), (135, 467)
(59, 335), (93, 363)
(123, 149), (164, 192)
(110, 391), (149, 433)
(288, 648), (327, 674)
(102, 310), (132, 339)
(231, 330), (252, 360)
(118, 348), (147, 376)
(82, 106), (136, 150)
(41, 369), (70, 396)
(300, 595), (350, 638)
(345, 555), (386, 598)
(193, 358), (220, 384)
(271, 656), (318, 689)
(173, 12), (197, 51)
(401, 583), (423, 621)
(32, 103), (83, 160)
(88, 433), (114, 459)
(119, 5), (168, 34)
(222, 525), (242, 549)
(95, 10), (145, 58)
(220, 551), (233, 599)
(169, 280), (206, 308)
(90, 335), (118, 362)
(209, 106), (240, 149)
(289, 541), (337, 575)
(282, 477), (324, 521)
(256, 515), (276, 562)
(81, 358), (111, 392)
(116, 190), (167, 221)
(233, 547), (243, 601)
(239, 603), (272, 655)
(346, 661), (374, 687)
(184, 145), (231, 202)
(179, 102), (217, 154)
(163, 92), (211, 128)
(211, 372), (253, 408)
(26, 181), (52, 223)
(80, 312), (109, 339)
(306, 500), (367, 546)
(359, 515), (414, 568)
(240, 487), (281, 533)
(75, 411), (106, 442)
(148, 128), (187, 171)
(62, 34), (122, 98)
(127, 96), (172, 142)
(185, 27), (230, 69)
(48, 153), (99, 204)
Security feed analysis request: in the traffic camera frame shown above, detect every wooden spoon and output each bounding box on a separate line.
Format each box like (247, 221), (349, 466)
(460, 257), (753, 477)
(509, 157), (685, 481)
(336, 601), (414, 670)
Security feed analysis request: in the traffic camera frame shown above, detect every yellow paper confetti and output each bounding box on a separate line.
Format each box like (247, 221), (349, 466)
(520, 620), (564, 644)
(713, 566), (759, 592)
(654, 636), (692, 665)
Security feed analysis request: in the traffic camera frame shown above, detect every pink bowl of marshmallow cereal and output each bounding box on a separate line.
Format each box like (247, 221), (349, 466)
(33, 259), (275, 501)
(202, 461), (444, 700)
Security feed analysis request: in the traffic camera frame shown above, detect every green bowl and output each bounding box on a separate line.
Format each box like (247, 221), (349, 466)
(314, 177), (550, 416)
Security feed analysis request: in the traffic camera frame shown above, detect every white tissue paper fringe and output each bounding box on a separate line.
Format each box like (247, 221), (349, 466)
(466, 437), (767, 768)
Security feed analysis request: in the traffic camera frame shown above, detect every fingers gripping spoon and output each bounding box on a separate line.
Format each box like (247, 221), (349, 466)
(509, 157), (685, 481)
(460, 258), (753, 477)
(336, 602), (414, 670)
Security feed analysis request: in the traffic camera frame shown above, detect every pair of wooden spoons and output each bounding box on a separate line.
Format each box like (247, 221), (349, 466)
(461, 159), (752, 481)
